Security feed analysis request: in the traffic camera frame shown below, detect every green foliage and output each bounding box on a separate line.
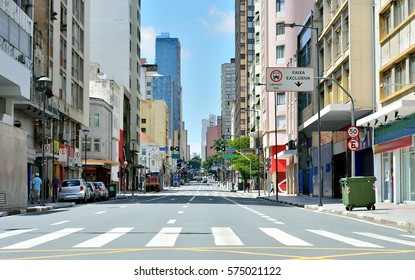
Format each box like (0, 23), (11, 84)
(188, 156), (201, 170)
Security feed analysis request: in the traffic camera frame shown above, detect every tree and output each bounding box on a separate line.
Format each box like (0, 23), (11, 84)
(210, 137), (227, 153)
(188, 155), (201, 171)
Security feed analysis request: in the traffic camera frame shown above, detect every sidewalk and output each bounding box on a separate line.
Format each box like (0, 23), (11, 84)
(257, 193), (415, 232)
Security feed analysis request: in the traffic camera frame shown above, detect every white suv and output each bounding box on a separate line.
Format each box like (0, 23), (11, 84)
(58, 179), (91, 203)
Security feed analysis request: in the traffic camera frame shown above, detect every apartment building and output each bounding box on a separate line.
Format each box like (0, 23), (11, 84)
(221, 58), (236, 140)
(235, 0), (254, 138)
(358, 0), (415, 204)
(0, 0), (34, 210)
(250, 0), (312, 193)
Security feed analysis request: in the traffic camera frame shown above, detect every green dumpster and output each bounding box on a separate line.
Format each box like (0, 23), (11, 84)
(106, 183), (117, 199)
(340, 176), (376, 211)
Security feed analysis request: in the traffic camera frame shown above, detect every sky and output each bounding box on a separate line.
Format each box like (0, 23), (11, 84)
(141, 0), (235, 156)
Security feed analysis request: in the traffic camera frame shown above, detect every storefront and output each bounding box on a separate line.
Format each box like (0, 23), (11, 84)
(373, 119), (415, 204)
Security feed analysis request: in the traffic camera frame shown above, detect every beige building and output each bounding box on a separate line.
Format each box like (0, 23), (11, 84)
(140, 99), (169, 150)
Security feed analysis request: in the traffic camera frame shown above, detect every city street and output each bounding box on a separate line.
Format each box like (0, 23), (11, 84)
(1, 183), (415, 260)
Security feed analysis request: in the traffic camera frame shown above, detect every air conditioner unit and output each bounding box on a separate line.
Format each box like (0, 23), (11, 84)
(18, 54), (25, 64)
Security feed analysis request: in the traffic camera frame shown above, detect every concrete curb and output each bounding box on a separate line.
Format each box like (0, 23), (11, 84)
(0, 203), (75, 217)
(258, 196), (415, 232)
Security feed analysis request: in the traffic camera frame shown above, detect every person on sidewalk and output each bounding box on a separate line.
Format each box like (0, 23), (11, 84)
(269, 181), (275, 196)
(52, 175), (59, 202)
(31, 173), (42, 204)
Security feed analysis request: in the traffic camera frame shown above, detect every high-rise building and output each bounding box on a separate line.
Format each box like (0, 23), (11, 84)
(221, 58), (236, 140)
(155, 33), (182, 147)
(89, 0), (141, 171)
(234, 0), (254, 138)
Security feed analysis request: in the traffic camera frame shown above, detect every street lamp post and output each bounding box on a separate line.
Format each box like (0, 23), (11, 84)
(37, 77), (52, 206)
(82, 129), (89, 180)
(284, 22), (323, 206)
(245, 107), (261, 196)
(131, 139), (137, 197)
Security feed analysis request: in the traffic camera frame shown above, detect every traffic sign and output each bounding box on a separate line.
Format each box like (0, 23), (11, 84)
(266, 67), (315, 92)
(347, 126), (360, 138)
(222, 154), (237, 159)
(159, 147), (168, 151)
(226, 147), (236, 152)
(347, 139), (360, 151)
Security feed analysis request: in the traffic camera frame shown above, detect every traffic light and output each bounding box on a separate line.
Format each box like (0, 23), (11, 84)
(174, 146), (179, 151)
(221, 146), (226, 152)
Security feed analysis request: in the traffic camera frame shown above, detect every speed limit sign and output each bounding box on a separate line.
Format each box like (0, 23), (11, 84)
(347, 126), (359, 138)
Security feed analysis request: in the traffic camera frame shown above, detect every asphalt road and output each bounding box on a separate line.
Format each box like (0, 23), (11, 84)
(1, 183), (415, 260)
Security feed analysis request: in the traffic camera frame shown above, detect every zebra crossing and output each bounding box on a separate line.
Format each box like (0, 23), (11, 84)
(1, 226), (415, 250)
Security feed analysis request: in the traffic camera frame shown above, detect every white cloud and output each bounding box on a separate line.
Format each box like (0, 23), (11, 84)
(141, 26), (157, 63)
(199, 5), (234, 35)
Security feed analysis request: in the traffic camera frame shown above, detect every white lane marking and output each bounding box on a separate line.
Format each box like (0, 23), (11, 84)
(260, 228), (312, 246)
(177, 211), (184, 214)
(307, 229), (383, 248)
(355, 232), (415, 247)
(73, 227), (133, 248)
(167, 219), (176, 224)
(2, 228), (83, 249)
(119, 206), (127, 208)
(189, 196), (196, 202)
(95, 211), (106, 215)
(401, 234), (415, 239)
(51, 221), (70, 226)
(0, 229), (36, 240)
(146, 227), (182, 247)
(183, 205), (188, 208)
(212, 227), (243, 246)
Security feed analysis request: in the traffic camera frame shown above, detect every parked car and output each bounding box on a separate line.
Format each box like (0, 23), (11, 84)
(86, 181), (99, 202)
(93, 182), (109, 201)
(58, 179), (90, 203)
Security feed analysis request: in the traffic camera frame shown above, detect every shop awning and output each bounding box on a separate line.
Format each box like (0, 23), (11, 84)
(82, 159), (119, 166)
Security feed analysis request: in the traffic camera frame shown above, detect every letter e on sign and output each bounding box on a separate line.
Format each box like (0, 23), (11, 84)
(347, 139), (360, 151)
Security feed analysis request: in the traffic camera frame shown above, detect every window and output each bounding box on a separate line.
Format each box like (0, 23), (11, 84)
(141, 128), (146, 133)
(255, 53), (260, 64)
(395, 60), (406, 90)
(277, 115), (286, 129)
(394, 0), (405, 26)
(82, 137), (91, 152)
(276, 0), (285, 13)
(141, 118), (147, 124)
(381, 11), (391, 37)
(410, 54), (415, 83)
(382, 70), (392, 98)
(276, 45), (285, 59)
(255, 32), (260, 43)
(277, 92), (286, 105)
(94, 114), (100, 127)
(94, 139), (101, 152)
(276, 23), (285, 36)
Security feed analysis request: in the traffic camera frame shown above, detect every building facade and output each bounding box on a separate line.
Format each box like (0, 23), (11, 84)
(221, 58), (236, 140)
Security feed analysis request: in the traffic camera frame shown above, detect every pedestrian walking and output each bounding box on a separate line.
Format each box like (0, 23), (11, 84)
(31, 173), (42, 204)
(52, 175), (59, 202)
(269, 181), (275, 196)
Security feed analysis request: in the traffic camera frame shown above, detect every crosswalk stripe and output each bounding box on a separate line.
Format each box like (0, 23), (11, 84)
(307, 230), (383, 248)
(73, 227), (133, 248)
(354, 232), (415, 247)
(2, 228), (83, 249)
(0, 229), (36, 240)
(146, 227), (182, 247)
(212, 227), (244, 246)
(260, 228), (313, 246)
